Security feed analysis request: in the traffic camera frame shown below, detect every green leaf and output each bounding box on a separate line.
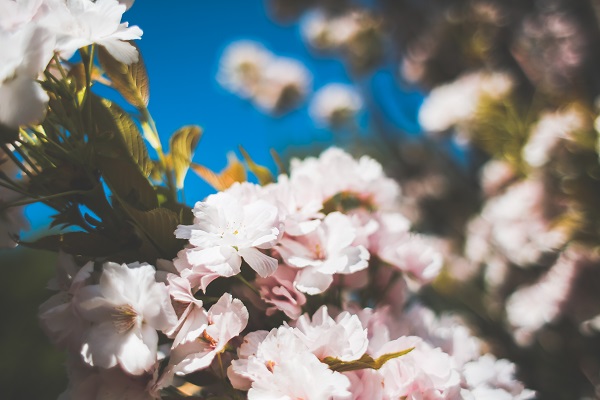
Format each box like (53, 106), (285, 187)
(96, 155), (158, 211)
(91, 97), (152, 176)
(239, 146), (274, 186)
(122, 205), (184, 259)
(169, 125), (202, 188)
(323, 347), (415, 373)
(98, 43), (150, 109)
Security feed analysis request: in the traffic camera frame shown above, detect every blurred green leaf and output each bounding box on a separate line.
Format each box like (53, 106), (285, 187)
(190, 153), (246, 191)
(98, 43), (150, 109)
(20, 231), (122, 257)
(169, 125), (202, 188)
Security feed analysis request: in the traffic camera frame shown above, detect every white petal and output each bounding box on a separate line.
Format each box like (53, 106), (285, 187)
(238, 247), (278, 277)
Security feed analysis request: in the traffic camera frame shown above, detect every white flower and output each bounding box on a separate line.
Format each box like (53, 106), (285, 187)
(293, 306), (369, 362)
(229, 327), (351, 399)
(77, 262), (177, 375)
(40, 0), (143, 64)
(175, 190), (280, 282)
(0, 24), (54, 127)
(310, 83), (363, 127)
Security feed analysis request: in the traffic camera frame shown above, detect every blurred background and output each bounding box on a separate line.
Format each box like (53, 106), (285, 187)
(4, 0), (600, 398)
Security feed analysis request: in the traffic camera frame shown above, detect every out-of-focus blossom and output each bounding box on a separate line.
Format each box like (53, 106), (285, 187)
(77, 262), (177, 375)
(39, 0), (143, 64)
(513, 11), (587, 92)
(506, 247), (581, 346)
(217, 40), (274, 99)
(479, 160), (517, 197)
(522, 107), (587, 168)
(309, 83), (363, 128)
(218, 40), (311, 115)
(419, 70), (514, 133)
(253, 57), (311, 115)
(463, 354), (536, 399)
(465, 178), (566, 268)
(175, 189), (280, 285)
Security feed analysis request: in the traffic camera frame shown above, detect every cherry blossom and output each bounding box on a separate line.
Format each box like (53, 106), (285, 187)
(278, 211), (369, 294)
(310, 83), (363, 128)
(175, 190), (280, 284)
(169, 293), (248, 375)
(76, 262), (177, 375)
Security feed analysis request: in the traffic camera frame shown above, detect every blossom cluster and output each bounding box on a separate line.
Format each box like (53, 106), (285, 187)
(39, 148), (534, 399)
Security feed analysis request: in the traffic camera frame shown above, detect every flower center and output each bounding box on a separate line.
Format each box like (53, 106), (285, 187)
(112, 304), (139, 334)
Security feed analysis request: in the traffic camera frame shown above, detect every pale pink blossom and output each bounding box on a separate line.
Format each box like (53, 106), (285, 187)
(39, 253), (93, 351)
(175, 190), (280, 285)
(506, 248), (580, 346)
(169, 293), (248, 375)
(77, 262), (177, 375)
(289, 147), (401, 210)
(278, 211), (369, 294)
(165, 274), (208, 348)
(229, 327), (351, 399)
(255, 264), (306, 319)
(293, 306), (369, 362)
(419, 70), (514, 133)
(463, 354), (535, 399)
(217, 40), (274, 98)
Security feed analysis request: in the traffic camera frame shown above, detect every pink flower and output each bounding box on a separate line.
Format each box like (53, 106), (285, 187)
(165, 274), (208, 347)
(278, 211), (370, 294)
(169, 293), (248, 375)
(229, 327), (351, 399)
(255, 264), (307, 319)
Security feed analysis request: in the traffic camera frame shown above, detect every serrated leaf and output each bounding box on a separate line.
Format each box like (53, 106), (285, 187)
(122, 205), (184, 259)
(270, 148), (287, 175)
(170, 125), (202, 188)
(190, 153), (246, 191)
(91, 97), (153, 176)
(98, 43), (149, 109)
(239, 146), (273, 186)
(323, 347), (415, 373)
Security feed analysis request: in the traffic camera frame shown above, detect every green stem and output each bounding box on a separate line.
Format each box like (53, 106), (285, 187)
(235, 274), (260, 296)
(0, 190), (88, 211)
